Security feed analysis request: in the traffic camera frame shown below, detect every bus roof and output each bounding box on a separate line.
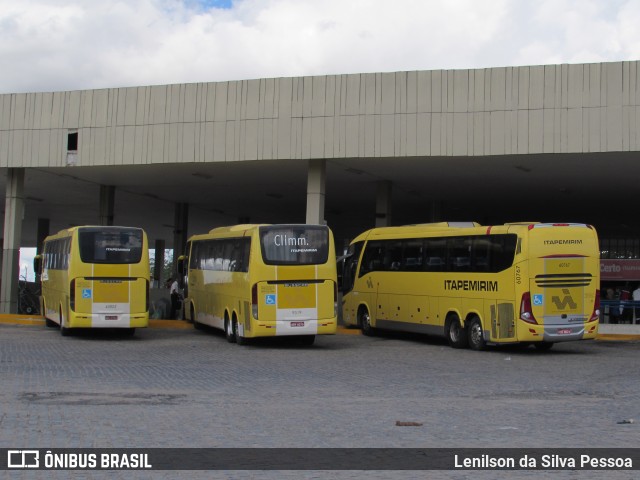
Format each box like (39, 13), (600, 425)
(350, 221), (594, 243)
(45, 225), (145, 240)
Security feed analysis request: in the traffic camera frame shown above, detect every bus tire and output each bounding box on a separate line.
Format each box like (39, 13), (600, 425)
(359, 307), (375, 336)
(225, 315), (236, 343)
(60, 307), (71, 337)
(467, 316), (486, 351)
(298, 335), (315, 346)
(234, 318), (248, 345)
(534, 341), (554, 351)
(43, 302), (56, 328)
(192, 304), (204, 331)
(445, 314), (468, 349)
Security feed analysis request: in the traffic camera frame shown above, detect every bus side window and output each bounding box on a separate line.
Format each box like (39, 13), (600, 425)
(359, 241), (384, 277)
(383, 240), (402, 271)
(424, 238), (446, 272)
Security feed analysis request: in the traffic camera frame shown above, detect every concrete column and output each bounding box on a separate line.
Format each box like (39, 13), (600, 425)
(375, 180), (392, 227)
(35, 218), (50, 283)
(99, 185), (115, 226)
(1, 168), (25, 313)
(429, 200), (442, 222)
(153, 239), (165, 288)
(305, 158), (326, 225)
(172, 203), (189, 275)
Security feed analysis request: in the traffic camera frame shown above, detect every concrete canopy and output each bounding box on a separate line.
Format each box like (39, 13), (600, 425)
(2, 60), (640, 252)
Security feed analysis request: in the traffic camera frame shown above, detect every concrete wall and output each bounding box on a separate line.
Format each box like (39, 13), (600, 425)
(1, 61), (640, 168)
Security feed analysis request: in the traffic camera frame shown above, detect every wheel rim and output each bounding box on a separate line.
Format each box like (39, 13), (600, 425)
(470, 322), (482, 345)
(449, 321), (461, 342)
(361, 311), (370, 330)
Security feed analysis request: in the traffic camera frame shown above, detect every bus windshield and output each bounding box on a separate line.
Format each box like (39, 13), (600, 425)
(78, 227), (143, 264)
(259, 225), (329, 265)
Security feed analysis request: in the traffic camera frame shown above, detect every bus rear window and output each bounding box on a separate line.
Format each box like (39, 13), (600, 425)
(78, 227), (143, 264)
(260, 225), (329, 265)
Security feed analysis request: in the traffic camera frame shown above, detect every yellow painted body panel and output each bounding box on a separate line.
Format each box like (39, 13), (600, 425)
(342, 222), (600, 347)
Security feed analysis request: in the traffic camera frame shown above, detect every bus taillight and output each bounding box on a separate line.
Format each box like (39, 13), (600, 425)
(334, 281), (338, 317)
(251, 284), (258, 320)
(588, 289), (601, 323)
(520, 292), (538, 324)
(70, 279), (76, 311)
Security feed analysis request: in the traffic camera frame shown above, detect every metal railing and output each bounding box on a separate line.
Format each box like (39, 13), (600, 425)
(600, 300), (640, 324)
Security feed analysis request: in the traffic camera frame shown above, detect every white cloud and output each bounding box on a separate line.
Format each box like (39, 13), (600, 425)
(0, 0), (638, 94)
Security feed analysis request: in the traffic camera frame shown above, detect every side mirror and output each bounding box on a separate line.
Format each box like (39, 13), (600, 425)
(33, 255), (42, 277)
(177, 255), (186, 276)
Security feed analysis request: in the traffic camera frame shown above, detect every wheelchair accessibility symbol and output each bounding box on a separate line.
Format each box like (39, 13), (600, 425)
(265, 294), (276, 305)
(82, 288), (92, 299)
(533, 294), (544, 306)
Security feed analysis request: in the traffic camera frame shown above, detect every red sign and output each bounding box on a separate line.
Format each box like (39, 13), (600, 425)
(600, 259), (640, 280)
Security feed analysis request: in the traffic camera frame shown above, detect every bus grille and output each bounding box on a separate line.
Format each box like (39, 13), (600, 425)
(534, 273), (592, 288)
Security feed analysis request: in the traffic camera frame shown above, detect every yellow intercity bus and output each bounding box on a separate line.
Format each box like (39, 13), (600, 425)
(341, 222), (600, 350)
(35, 226), (150, 336)
(179, 224), (338, 345)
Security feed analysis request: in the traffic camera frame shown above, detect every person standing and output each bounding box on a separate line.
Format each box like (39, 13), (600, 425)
(633, 284), (640, 324)
(169, 276), (180, 320)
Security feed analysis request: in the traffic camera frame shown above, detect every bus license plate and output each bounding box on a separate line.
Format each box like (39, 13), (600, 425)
(291, 322), (305, 327)
(557, 328), (572, 334)
(105, 315), (118, 321)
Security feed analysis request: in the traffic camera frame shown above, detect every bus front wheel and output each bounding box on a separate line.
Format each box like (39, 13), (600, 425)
(192, 304), (203, 330)
(467, 317), (486, 351)
(445, 314), (468, 349)
(359, 307), (375, 336)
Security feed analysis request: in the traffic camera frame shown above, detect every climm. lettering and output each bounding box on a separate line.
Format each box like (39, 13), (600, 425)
(444, 280), (498, 292)
(274, 234), (308, 246)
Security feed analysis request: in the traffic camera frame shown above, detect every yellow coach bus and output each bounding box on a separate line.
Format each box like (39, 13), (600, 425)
(341, 222), (600, 351)
(35, 226), (150, 336)
(179, 224), (338, 345)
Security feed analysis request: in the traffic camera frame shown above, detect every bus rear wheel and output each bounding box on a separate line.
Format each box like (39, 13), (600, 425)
(445, 314), (468, 349)
(534, 341), (554, 351)
(234, 318), (248, 345)
(359, 307), (375, 336)
(225, 315), (236, 343)
(467, 317), (486, 351)
(297, 335), (316, 346)
(60, 308), (71, 337)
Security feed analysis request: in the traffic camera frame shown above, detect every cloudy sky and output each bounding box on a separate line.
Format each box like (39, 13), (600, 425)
(1, 0), (639, 94)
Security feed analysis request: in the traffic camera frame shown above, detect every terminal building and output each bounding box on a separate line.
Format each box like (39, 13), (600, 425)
(2, 60), (640, 313)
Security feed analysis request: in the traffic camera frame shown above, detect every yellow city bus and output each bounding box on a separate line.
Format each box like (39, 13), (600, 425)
(341, 222), (600, 351)
(179, 224), (338, 345)
(35, 226), (150, 336)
